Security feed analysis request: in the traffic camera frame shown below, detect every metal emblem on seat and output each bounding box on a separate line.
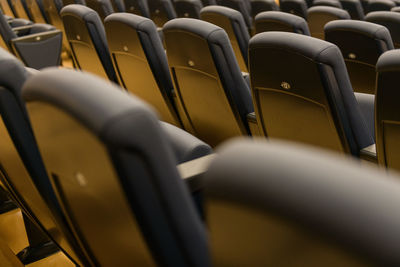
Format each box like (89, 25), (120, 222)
(280, 81), (291, 90)
(35, 36), (41, 41)
(76, 35), (81, 40)
(155, 9), (160, 14)
(129, 6), (135, 10)
(348, 53), (356, 59)
(75, 172), (87, 187)
(188, 60), (195, 67)
(123, 45), (128, 52)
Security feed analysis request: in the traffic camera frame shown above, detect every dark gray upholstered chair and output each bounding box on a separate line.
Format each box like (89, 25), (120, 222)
(216, 0), (253, 28)
(60, 5), (118, 82)
(84, 0), (114, 20)
(0, 47), (85, 266)
(366, 11), (400, 48)
(25, 0), (50, 23)
(163, 18), (254, 147)
(375, 50), (400, 171)
(313, 0), (342, 8)
(123, 0), (150, 16)
(200, 6), (250, 72)
(104, 13), (182, 126)
(280, 0), (308, 19)
(250, 0), (279, 19)
(248, 31), (374, 156)
(173, 0), (203, 18)
(325, 20), (393, 94)
(339, 0), (364, 19)
(205, 138), (400, 266)
(22, 68), (211, 267)
(148, 0), (176, 26)
(367, 0), (395, 13)
(391, 5), (400, 11)
(0, 9), (62, 69)
(255, 11), (310, 35)
(307, 6), (350, 39)
(110, 0), (126, 12)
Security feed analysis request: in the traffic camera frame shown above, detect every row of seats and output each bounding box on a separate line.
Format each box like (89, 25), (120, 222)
(1, 45), (400, 265)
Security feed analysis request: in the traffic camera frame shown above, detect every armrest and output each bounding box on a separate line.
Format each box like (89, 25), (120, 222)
(8, 18), (32, 28)
(13, 24), (56, 37)
(178, 154), (215, 192)
(360, 144), (377, 163)
(247, 112), (262, 136)
(13, 25), (35, 36)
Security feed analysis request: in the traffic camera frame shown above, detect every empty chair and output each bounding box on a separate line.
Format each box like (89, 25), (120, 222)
(0, 10), (62, 69)
(205, 139), (400, 266)
(280, 0), (308, 19)
(248, 32), (373, 155)
(255, 11), (310, 35)
(200, 6), (250, 72)
(367, 0), (395, 13)
(163, 18), (254, 146)
(22, 68), (211, 266)
(250, 0), (279, 19)
(60, 5), (118, 82)
(375, 50), (400, 171)
(216, 0), (252, 28)
(308, 6), (350, 39)
(339, 0), (364, 20)
(84, 0), (114, 20)
(325, 20), (393, 94)
(148, 0), (176, 27)
(366, 11), (400, 48)
(123, 0), (150, 16)
(174, 0), (203, 18)
(313, 0), (342, 8)
(104, 13), (182, 126)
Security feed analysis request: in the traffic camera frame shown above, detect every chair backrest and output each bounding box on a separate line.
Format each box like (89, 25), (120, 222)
(148, 0), (176, 26)
(205, 138), (400, 266)
(339, 0), (364, 19)
(123, 0), (150, 16)
(391, 5), (400, 11)
(60, 4), (118, 82)
(367, 0), (395, 13)
(375, 49), (400, 171)
(280, 0), (308, 19)
(366, 11), (400, 48)
(200, 5), (250, 72)
(250, 0), (279, 19)
(313, 0), (342, 8)
(110, 0), (125, 11)
(308, 6), (350, 39)
(84, 0), (114, 20)
(249, 31), (373, 155)
(174, 0), (203, 18)
(216, 0), (252, 28)
(0, 9), (17, 50)
(200, 0), (216, 5)
(325, 20), (393, 94)
(104, 13), (181, 126)
(163, 18), (253, 147)
(25, 0), (50, 23)
(255, 11), (310, 35)
(22, 67), (210, 267)
(0, 47), (89, 266)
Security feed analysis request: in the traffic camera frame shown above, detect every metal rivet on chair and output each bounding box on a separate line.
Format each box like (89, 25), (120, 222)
(348, 53), (356, 59)
(188, 60), (195, 67)
(123, 45), (128, 52)
(75, 172), (87, 187)
(155, 9), (160, 14)
(280, 81), (291, 90)
(35, 36), (41, 41)
(184, 12), (189, 17)
(129, 6), (134, 10)
(76, 34), (81, 40)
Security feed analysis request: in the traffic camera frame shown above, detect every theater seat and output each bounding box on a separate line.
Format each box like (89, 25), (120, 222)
(123, 0), (150, 16)
(60, 5), (118, 82)
(200, 6), (250, 72)
(250, 0), (279, 19)
(22, 68), (211, 266)
(148, 0), (176, 27)
(163, 18), (254, 146)
(339, 0), (364, 19)
(367, 0), (395, 13)
(255, 11), (310, 35)
(205, 138), (400, 266)
(307, 6), (350, 39)
(375, 49), (400, 171)
(216, 0), (253, 29)
(84, 0), (114, 21)
(248, 31), (374, 156)
(366, 11), (400, 48)
(280, 0), (308, 20)
(0, 9), (62, 69)
(104, 13), (183, 126)
(325, 20), (393, 94)
(174, 0), (203, 18)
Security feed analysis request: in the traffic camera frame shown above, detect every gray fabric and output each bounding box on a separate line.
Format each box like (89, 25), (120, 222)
(249, 32), (374, 150)
(205, 138), (400, 266)
(216, 0), (253, 28)
(250, 0), (280, 18)
(391, 6), (400, 11)
(367, 0), (395, 12)
(161, 122), (212, 163)
(280, 0), (308, 19)
(339, 0), (365, 19)
(174, 0), (203, 18)
(376, 48), (400, 71)
(354, 92), (375, 140)
(255, 11), (310, 35)
(22, 68), (211, 267)
(366, 11), (400, 47)
(308, 5), (351, 19)
(313, 0), (342, 8)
